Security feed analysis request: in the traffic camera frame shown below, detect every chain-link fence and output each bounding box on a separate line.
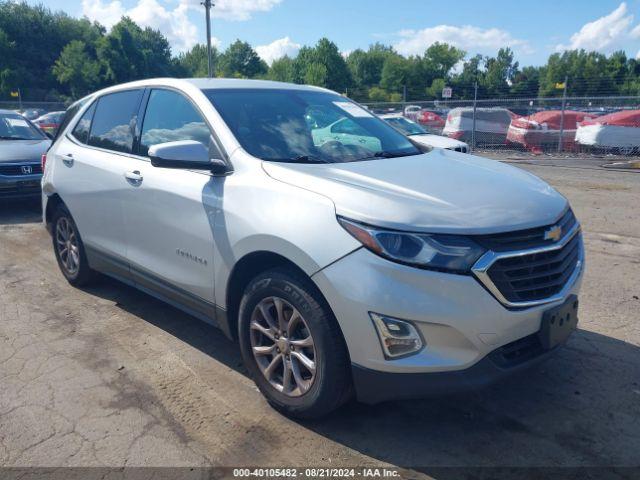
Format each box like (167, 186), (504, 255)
(3, 95), (639, 157)
(0, 101), (69, 118)
(362, 95), (640, 156)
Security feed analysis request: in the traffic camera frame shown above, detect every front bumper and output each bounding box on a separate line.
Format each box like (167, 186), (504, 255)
(311, 244), (584, 397)
(352, 330), (562, 404)
(0, 174), (42, 198)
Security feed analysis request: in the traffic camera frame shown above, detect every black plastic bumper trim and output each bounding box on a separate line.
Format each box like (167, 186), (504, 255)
(351, 341), (562, 404)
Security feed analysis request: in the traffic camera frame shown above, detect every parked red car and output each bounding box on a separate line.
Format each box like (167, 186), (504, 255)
(576, 110), (640, 154)
(507, 110), (595, 152)
(32, 111), (65, 136)
(416, 110), (445, 133)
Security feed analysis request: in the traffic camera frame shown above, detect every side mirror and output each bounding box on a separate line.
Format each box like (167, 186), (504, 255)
(149, 140), (229, 174)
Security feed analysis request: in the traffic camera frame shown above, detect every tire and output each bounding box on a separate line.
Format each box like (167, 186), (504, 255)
(51, 205), (96, 286)
(238, 267), (353, 418)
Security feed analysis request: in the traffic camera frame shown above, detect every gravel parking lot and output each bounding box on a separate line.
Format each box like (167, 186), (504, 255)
(0, 158), (639, 475)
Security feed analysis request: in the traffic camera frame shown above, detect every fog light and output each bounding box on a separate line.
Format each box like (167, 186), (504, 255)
(370, 313), (424, 359)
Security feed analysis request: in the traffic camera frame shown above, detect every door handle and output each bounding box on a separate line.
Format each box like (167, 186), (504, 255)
(124, 170), (143, 186)
(61, 153), (74, 167)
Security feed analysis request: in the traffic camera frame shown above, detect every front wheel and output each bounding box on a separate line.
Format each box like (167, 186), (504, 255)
(238, 268), (353, 418)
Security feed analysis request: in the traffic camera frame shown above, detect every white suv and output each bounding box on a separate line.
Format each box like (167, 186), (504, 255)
(43, 78), (584, 418)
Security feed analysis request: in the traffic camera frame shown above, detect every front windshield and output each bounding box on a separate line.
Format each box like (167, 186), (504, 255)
(0, 113), (45, 140)
(384, 117), (427, 136)
(203, 88), (422, 163)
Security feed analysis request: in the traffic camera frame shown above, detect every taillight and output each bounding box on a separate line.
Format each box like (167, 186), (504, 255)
(41, 153), (47, 172)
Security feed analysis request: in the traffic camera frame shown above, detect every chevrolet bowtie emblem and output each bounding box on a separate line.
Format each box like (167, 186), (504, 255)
(544, 225), (562, 242)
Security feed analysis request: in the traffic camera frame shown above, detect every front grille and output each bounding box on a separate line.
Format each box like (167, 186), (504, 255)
(486, 232), (581, 303)
(477, 209), (576, 251)
(0, 163), (42, 176)
(0, 183), (41, 196)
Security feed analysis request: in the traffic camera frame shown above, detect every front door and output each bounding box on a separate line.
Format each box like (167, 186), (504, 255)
(121, 88), (223, 321)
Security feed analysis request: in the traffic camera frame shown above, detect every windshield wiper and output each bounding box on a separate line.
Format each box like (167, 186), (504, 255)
(271, 155), (329, 164)
(360, 150), (422, 160)
(0, 136), (34, 140)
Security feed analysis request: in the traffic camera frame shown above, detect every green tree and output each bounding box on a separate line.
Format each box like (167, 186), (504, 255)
(176, 44), (218, 77)
(423, 42), (465, 80)
(380, 54), (410, 94)
(294, 38), (352, 92)
(0, 2), (103, 99)
(426, 78), (446, 99)
(451, 54), (483, 98)
(267, 55), (295, 82)
(510, 65), (542, 97)
(97, 18), (175, 84)
(538, 50), (619, 96)
(53, 40), (101, 98)
(367, 86), (389, 102)
(0, 28), (15, 95)
(218, 40), (267, 78)
(482, 47), (519, 97)
(347, 43), (395, 89)
(303, 62), (327, 86)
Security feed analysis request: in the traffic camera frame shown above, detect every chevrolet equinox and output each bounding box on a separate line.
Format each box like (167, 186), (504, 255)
(43, 79), (584, 418)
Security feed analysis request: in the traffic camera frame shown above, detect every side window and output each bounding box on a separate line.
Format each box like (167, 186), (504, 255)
(88, 90), (143, 154)
(71, 102), (96, 144)
(140, 89), (214, 157)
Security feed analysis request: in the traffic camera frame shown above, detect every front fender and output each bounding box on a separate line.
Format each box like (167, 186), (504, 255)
(211, 155), (360, 308)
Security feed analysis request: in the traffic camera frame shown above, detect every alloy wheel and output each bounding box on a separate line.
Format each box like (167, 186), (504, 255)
(250, 296), (317, 397)
(55, 216), (80, 276)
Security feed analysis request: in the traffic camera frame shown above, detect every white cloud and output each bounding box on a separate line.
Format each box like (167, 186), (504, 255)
(393, 25), (533, 57)
(129, 0), (200, 52)
(82, 0), (280, 53)
(255, 37), (301, 65)
(208, 0), (282, 21)
(556, 2), (637, 53)
(81, 0), (124, 29)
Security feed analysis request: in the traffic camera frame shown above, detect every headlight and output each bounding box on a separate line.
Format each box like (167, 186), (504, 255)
(338, 217), (486, 273)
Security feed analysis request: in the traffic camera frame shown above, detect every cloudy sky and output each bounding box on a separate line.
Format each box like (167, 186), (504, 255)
(35, 0), (640, 64)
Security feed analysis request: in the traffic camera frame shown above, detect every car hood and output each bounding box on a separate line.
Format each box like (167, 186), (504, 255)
(262, 149), (567, 234)
(0, 139), (50, 163)
(410, 134), (467, 149)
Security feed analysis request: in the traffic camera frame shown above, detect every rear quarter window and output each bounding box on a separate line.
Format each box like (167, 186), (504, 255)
(54, 100), (86, 141)
(71, 102), (96, 144)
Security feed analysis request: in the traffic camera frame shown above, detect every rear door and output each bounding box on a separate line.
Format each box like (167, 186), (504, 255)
(121, 88), (223, 319)
(52, 89), (144, 275)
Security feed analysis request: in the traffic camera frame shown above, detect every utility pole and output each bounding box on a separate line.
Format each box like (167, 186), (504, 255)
(557, 75), (568, 153)
(471, 81), (478, 151)
(202, 0), (214, 78)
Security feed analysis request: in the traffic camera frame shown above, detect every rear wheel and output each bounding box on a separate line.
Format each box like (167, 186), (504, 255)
(52, 206), (96, 286)
(238, 268), (352, 418)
